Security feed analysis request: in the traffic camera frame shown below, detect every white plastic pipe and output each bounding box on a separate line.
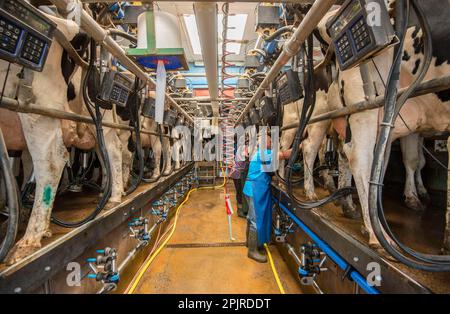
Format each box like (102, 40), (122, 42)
(193, 2), (219, 116)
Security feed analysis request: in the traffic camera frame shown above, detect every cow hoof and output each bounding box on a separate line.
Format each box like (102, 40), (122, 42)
(5, 241), (41, 266)
(375, 247), (398, 262)
(369, 242), (382, 250)
(306, 193), (318, 201)
(405, 196), (426, 212)
(324, 182), (336, 194)
(43, 229), (53, 238)
(105, 201), (120, 210)
(343, 209), (361, 220)
(419, 192), (431, 204)
(360, 226), (370, 237)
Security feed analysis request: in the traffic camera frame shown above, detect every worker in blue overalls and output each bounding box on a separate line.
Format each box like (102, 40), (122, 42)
(243, 134), (292, 263)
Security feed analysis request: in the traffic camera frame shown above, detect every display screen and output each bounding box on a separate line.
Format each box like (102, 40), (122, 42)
(330, 1), (362, 37)
(25, 13), (51, 36)
(3, 0), (52, 37)
(277, 72), (288, 87)
(114, 73), (133, 89)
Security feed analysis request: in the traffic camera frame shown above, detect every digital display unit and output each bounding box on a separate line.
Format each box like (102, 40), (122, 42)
(142, 97), (156, 119)
(276, 69), (303, 106)
(326, 0), (395, 70)
(0, 0), (56, 71)
(99, 71), (134, 108)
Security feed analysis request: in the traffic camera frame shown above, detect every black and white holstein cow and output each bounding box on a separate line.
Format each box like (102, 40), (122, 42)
(0, 14), (129, 264)
(316, 0), (450, 250)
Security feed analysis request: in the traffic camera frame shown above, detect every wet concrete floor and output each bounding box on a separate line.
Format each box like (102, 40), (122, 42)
(133, 183), (302, 294)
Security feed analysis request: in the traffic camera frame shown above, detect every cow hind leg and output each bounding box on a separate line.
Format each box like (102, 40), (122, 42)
(337, 148), (360, 219)
(162, 137), (172, 176)
(345, 111), (379, 247)
(6, 116), (68, 265)
(150, 135), (161, 179)
(400, 134), (425, 212)
(103, 129), (123, 207)
(303, 122), (328, 201)
(173, 139), (181, 170)
(415, 136), (430, 203)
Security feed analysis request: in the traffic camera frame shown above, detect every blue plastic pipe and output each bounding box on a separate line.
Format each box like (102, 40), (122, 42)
(274, 197), (380, 294)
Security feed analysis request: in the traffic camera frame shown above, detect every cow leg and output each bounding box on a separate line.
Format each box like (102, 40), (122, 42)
(415, 136), (430, 203)
(162, 135), (172, 176)
(337, 147), (360, 219)
(104, 128), (123, 205)
(400, 134), (425, 211)
(344, 110), (379, 246)
(120, 134), (132, 190)
(303, 121), (329, 200)
(6, 115), (68, 265)
(444, 136), (450, 253)
(150, 135), (161, 179)
(173, 139), (181, 170)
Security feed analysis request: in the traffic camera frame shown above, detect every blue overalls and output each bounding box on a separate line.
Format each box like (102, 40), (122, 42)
(243, 149), (273, 246)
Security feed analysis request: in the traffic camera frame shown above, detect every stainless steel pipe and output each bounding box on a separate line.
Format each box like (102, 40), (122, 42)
(234, 0), (336, 124)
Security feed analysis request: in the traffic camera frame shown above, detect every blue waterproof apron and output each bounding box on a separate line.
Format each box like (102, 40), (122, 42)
(248, 171), (273, 246)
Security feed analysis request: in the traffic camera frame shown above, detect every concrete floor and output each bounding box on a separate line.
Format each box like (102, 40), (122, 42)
(133, 182), (303, 294)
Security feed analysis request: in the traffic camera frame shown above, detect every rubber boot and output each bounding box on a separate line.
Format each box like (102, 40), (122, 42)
(247, 228), (267, 263)
(241, 196), (249, 217)
(245, 220), (250, 247)
(237, 203), (246, 218)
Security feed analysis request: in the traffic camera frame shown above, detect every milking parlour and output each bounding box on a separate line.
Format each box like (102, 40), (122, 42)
(0, 0), (450, 303)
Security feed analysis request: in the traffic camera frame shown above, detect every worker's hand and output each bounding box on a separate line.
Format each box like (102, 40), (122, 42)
(278, 149), (292, 160)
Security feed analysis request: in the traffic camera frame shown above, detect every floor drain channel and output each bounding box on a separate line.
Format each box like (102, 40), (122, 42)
(166, 242), (246, 248)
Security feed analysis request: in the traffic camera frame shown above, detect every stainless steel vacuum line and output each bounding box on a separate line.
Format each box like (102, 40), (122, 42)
(281, 74), (450, 131)
(234, 0), (336, 125)
(0, 96), (176, 139)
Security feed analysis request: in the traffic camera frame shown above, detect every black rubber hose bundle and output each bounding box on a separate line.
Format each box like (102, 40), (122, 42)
(142, 124), (166, 183)
(51, 39), (112, 228)
(0, 128), (19, 261)
(263, 25), (295, 42)
(125, 77), (144, 195)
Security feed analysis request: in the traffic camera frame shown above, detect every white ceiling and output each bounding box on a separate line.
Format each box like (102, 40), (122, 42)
(156, 1), (259, 63)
